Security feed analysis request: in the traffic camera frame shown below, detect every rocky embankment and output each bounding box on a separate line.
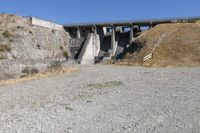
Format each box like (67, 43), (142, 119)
(0, 14), (71, 79)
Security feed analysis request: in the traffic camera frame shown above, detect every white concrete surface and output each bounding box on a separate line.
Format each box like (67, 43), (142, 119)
(79, 33), (100, 64)
(31, 17), (63, 31)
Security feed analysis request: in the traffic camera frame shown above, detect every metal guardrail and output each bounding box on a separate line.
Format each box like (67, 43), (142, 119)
(64, 16), (200, 27)
(143, 53), (153, 62)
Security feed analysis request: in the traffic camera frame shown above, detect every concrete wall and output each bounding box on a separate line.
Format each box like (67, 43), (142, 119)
(78, 33), (100, 64)
(31, 17), (63, 31)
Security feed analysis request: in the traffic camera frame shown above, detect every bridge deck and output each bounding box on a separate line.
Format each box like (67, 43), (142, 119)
(64, 17), (200, 27)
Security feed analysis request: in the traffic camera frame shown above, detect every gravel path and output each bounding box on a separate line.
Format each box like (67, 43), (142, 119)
(0, 65), (200, 133)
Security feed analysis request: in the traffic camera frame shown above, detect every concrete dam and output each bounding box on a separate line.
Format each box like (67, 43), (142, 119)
(63, 17), (200, 64)
(28, 16), (200, 64)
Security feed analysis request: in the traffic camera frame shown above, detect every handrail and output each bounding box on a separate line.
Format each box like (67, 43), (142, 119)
(64, 16), (200, 27)
(143, 53), (153, 62)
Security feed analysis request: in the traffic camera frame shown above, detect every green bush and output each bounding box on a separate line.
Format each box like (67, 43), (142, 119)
(0, 45), (11, 52)
(29, 30), (33, 34)
(59, 46), (64, 50)
(16, 26), (23, 29)
(2, 30), (12, 38)
(63, 51), (69, 59)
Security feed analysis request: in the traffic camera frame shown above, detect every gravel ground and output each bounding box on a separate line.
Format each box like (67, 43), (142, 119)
(0, 65), (200, 133)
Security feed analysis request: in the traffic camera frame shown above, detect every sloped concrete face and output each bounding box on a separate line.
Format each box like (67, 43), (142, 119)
(79, 33), (100, 64)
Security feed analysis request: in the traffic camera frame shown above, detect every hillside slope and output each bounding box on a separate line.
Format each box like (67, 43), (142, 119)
(121, 22), (200, 67)
(0, 14), (70, 60)
(0, 14), (71, 79)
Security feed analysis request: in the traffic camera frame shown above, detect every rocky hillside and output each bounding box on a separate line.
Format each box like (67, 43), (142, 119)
(121, 22), (200, 67)
(0, 14), (71, 79)
(0, 14), (70, 60)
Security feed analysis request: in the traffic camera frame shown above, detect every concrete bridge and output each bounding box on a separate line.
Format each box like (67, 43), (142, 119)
(63, 17), (200, 64)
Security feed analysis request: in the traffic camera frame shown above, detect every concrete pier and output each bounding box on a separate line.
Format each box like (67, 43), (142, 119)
(76, 27), (81, 38)
(92, 25), (97, 34)
(64, 17), (200, 62)
(111, 25), (116, 56)
(130, 25), (134, 44)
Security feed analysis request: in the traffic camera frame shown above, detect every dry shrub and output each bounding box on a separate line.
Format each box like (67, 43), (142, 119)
(49, 61), (62, 70)
(21, 67), (39, 75)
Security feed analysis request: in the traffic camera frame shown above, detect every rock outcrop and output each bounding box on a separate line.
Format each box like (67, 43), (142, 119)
(0, 14), (71, 79)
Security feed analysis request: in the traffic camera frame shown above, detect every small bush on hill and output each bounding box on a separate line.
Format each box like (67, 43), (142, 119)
(59, 46), (64, 50)
(29, 31), (33, 34)
(16, 26), (23, 29)
(21, 67), (39, 75)
(2, 30), (12, 38)
(63, 51), (69, 59)
(49, 61), (62, 70)
(0, 45), (11, 52)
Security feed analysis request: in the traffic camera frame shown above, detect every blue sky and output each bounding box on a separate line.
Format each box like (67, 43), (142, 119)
(0, 0), (200, 24)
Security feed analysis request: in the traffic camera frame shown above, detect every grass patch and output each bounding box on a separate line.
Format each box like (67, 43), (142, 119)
(88, 81), (124, 89)
(118, 23), (200, 67)
(64, 103), (73, 111)
(0, 45), (11, 52)
(0, 67), (77, 86)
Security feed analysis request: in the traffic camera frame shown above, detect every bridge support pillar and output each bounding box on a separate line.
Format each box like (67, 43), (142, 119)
(149, 22), (153, 29)
(130, 25), (134, 44)
(111, 25), (116, 56)
(92, 25), (97, 34)
(76, 27), (81, 38)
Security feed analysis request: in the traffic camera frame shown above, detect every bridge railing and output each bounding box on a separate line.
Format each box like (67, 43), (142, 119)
(64, 16), (200, 27)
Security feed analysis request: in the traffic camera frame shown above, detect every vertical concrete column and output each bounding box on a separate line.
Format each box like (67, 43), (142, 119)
(111, 25), (116, 55)
(130, 24), (134, 44)
(149, 22), (153, 29)
(92, 25), (97, 34)
(76, 27), (81, 38)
